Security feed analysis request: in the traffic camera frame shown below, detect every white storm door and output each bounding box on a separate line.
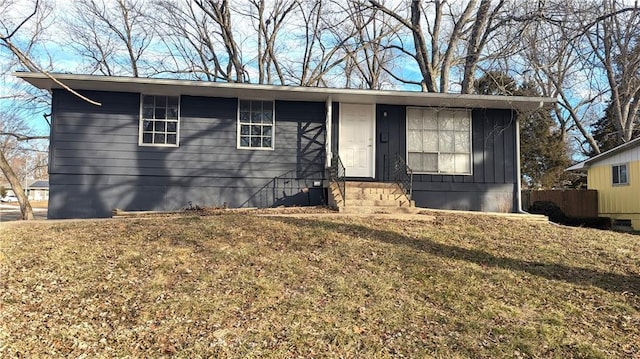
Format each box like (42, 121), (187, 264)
(339, 103), (375, 178)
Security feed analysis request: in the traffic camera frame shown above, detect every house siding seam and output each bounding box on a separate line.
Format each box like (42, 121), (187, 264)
(48, 90), (326, 219)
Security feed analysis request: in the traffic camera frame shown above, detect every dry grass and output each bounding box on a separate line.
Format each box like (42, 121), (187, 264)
(1, 212), (639, 358)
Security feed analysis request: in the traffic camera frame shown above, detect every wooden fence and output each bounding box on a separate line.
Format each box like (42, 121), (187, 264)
(522, 189), (598, 218)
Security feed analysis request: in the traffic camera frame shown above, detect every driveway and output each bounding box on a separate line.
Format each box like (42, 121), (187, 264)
(0, 204), (48, 222)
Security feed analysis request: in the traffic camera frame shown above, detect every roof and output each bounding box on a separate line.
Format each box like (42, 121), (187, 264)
(14, 72), (556, 111)
(566, 136), (640, 171)
(29, 180), (49, 188)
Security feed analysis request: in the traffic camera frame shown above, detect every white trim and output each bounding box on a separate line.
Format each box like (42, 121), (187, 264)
(612, 163), (630, 186)
(338, 103), (376, 178)
(138, 94), (180, 148)
(406, 107), (473, 176)
(236, 99), (275, 151)
(515, 113), (523, 212)
(325, 96), (332, 167)
(16, 72), (554, 111)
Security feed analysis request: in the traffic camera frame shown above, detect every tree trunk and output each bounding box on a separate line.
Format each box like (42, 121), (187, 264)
(0, 149), (34, 220)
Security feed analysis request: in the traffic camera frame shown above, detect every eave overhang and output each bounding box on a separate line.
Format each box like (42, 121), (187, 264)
(566, 136), (640, 171)
(14, 72), (556, 112)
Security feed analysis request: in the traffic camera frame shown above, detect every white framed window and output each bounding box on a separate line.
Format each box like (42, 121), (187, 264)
(238, 99), (274, 150)
(406, 107), (472, 175)
(139, 95), (179, 146)
(612, 163), (628, 185)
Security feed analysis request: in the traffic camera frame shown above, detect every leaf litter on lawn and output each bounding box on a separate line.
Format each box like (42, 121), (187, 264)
(0, 212), (639, 358)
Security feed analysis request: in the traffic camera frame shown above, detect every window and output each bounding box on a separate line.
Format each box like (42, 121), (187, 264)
(406, 108), (472, 174)
(612, 164), (628, 185)
(238, 100), (274, 150)
(140, 95), (179, 146)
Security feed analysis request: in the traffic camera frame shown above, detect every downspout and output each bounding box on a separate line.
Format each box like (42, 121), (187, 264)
(325, 96), (332, 168)
(516, 101), (544, 213)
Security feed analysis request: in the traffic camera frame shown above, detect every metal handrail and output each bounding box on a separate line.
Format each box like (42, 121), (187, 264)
(329, 153), (346, 205)
(392, 154), (413, 199)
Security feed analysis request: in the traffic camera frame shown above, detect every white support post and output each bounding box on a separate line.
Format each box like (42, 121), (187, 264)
(325, 96), (332, 167)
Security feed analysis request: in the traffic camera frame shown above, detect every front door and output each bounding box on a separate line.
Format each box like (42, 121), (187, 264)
(339, 103), (375, 178)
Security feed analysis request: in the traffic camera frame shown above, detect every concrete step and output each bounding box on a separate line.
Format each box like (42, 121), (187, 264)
(339, 206), (420, 215)
(344, 199), (415, 207)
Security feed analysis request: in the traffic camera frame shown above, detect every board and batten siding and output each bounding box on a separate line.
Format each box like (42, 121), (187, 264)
(586, 145), (640, 230)
(375, 106), (519, 212)
(49, 90), (326, 218)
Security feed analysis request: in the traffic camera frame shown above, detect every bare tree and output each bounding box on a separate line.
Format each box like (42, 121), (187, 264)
(65, 0), (154, 77)
(153, 0), (248, 82)
(367, 0), (513, 93)
(520, 0), (640, 155)
(340, 1), (399, 89)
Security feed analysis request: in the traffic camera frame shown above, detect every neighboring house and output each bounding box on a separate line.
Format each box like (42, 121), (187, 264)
(28, 180), (49, 201)
(567, 137), (640, 230)
(16, 72), (554, 219)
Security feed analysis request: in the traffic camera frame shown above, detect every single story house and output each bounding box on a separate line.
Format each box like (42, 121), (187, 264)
(567, 137), (640, 230)
(16, 72), (554, 219)
(28, 180), (50, 201)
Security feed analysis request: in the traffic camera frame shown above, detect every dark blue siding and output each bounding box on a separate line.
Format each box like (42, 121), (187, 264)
(376, 106), (519, 212)
(49, 90), (326, 218)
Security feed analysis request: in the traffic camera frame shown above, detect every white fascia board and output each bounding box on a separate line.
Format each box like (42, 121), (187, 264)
(566, 136), (640, 171)
(14, 72), (556, 111)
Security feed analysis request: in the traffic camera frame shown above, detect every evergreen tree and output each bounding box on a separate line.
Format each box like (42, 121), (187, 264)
(587, 101), (639, 156)
(475, 73), (571, 188)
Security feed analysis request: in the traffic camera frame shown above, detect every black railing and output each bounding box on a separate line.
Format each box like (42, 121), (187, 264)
(392, 154), (413, 199)
(329, 153), (346, 205)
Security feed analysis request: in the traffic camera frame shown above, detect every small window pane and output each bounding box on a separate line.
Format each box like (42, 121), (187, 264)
(408, 152), (422, 170)
(166, 134), (177, 144)
(155, 107), (166, 120)
(408, 118), (422, 130)
(422, 153), (438, 172)
(423, 130), (438, 152)
(263, 112), (273, 124)
(251, 137), (261, 147)
(240, 136), (250, 147)
(439, 113), (455, 130)
(143, 133), (152, 143)
(454, 154), (471, 173)
(263, 137), (272, 148)
(620, 165), (628, 183)
(262, 101), (273, 111)
(439, 153), (455, 173)
(240, 100), (251, 112)
(154, 133), (165, 143)
(251, 125), (261, 135)
(252, 111), (262, 123)
(143, 120), (153, 131)
(439, 131), (455, 152)
(154, 121), (166, 132)
(613, 166), (620, 184)
(241, 125), (250, 135)
(143, 106), (154, 119)
(167, 121), (177, 132)
(423, 116), (438, 130)
(408, 130), (422, 152)
(240, 111), (250, 122)
(263, 127), (272, 137)
(167, 106), (178, 119)
(143, 95), (154, 106)
(455, 131), (470, 152)
(454, 116), (470, 131)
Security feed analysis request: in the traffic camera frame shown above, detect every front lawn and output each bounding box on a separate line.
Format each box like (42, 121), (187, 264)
(1, 212), (638, 357)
